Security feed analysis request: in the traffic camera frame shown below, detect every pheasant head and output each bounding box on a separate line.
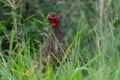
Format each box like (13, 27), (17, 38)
(47, 12), (59, 27)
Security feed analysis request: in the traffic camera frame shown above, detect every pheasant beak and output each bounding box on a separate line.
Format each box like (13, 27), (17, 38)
(46, 15), (50, 19)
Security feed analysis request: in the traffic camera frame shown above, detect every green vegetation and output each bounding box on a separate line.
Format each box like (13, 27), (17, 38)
(0, 0), (120, 80)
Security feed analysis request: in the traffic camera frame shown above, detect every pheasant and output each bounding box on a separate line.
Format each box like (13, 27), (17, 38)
(37, 12), (67, 67)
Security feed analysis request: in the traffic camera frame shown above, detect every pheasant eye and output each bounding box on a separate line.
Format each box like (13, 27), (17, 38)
(52, 14), (56, 17)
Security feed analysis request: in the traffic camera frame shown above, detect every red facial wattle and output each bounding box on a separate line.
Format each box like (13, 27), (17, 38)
(49, 19), (57, 27)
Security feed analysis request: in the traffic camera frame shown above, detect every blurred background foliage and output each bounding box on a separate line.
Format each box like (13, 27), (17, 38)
(0, 0), (120, 54)
(0, 0), (120, 79)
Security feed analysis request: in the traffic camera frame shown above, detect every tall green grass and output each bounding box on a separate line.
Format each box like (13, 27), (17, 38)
(0, 0), (120, 80)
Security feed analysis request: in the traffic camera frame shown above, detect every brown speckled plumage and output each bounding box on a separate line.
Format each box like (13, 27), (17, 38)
(36, 12), (67, 67)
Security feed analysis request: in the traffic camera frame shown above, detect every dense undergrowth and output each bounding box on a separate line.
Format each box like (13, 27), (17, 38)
(0, 0), (120, 80)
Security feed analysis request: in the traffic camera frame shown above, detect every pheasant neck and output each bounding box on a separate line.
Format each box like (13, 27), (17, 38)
(51, 27), (60, 33)
(51, 27), (64, 43)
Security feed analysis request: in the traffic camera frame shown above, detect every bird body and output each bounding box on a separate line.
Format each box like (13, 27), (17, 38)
(37, 12), (67, 67)
(42, 27), (67, 65)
